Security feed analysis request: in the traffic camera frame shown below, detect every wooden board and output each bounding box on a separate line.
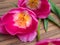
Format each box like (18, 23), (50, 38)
(0, 0), (60, 45)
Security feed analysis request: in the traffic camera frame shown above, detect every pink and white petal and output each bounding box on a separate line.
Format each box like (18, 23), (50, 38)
(0, 18), (8, 34)
(17, 31), (37, 42)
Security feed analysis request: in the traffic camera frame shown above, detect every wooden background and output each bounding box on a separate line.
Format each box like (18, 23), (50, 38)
(0, 0), (60, 45)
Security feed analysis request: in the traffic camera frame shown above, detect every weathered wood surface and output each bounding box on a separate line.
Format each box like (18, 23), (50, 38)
(0, 0), (60, 45)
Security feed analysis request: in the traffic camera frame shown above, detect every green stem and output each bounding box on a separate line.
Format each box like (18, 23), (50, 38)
(37, 19), (41, 41)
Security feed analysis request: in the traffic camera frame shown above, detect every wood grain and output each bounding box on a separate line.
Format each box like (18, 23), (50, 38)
(0, 0), (60, 45)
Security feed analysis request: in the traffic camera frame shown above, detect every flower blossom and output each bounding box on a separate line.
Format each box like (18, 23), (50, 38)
(2, 7), (38, 42)
(18, 0), (50, 19)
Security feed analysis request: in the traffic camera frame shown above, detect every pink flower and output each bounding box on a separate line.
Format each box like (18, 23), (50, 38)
(18, 0), (50, 19)
(2, 7), (38, 42)
(35, 39), (60, 45)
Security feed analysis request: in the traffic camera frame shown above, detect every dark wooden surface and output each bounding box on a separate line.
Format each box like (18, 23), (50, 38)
(0, 0), (60, 45)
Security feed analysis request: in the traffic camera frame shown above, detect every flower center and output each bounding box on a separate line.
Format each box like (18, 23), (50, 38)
(13, 11), (32, 28)
(26, 0), (41, 10)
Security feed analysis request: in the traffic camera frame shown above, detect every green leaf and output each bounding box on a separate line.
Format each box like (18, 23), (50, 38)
(37, 19), (41, 41)
(44, 19), (48, 32)
(49, 0), (60, 18)
(48, 15), (60, 27)
(9, 2), (17, 7)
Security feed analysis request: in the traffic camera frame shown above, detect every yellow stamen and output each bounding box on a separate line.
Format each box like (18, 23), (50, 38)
(14, 11), (31, 28)
(26, 0), (41, 10)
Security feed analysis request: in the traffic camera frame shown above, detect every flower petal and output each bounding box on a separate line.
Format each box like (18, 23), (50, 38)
(17, 31), (37, 42)
(35, 39), (60, 45)
(36, 1), (50, 19)
(0, 17), (8, 34)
